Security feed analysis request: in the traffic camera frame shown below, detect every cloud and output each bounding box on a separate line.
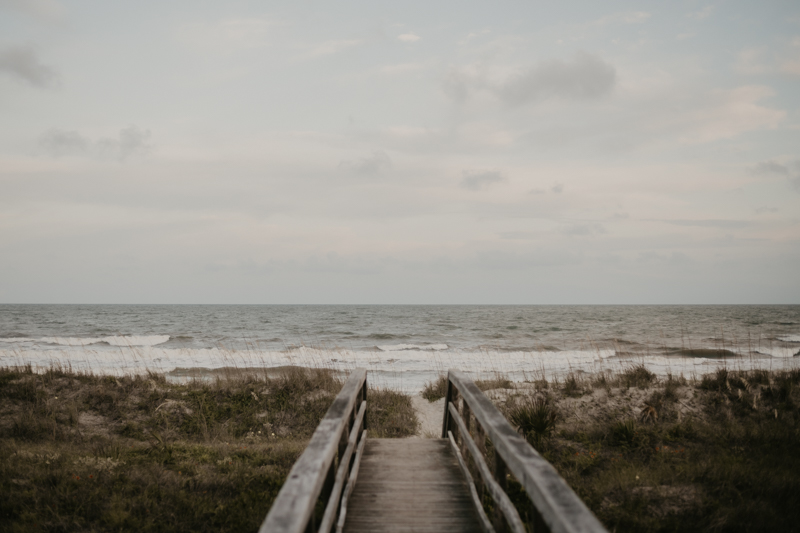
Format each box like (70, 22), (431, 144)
(551, 183), (564, 193)
(0, 46), (58, 87)
(678, 86), (784, 143)
(591, 11), (651, 26)
(0, 0), (63, 18)
(754, 206), (778, 214)
(175, 18), (279, 53)
(339, 151), (391, 175)
(38, 129), (89, 157)
(441, 67), (476, 103)
(460, 170), (506, 190)
(662, 219), (751, 229)
(307, 39), (362, 57)
(37, 126), (152, 161)
(379, 62), (425, 75)
(496, 53), (616, 105)
(97, 126), (152, 161)
(750, 159), (800, 192)
(688, 5), (714, 20)
(397, 33), (420, 42)
(752, 160), (789, 176)
(561, 223), (606, 236)
(443, 53), (616, 106)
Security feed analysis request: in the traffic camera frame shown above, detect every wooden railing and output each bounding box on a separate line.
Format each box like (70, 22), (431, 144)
(442, 370), (608, 533)
(260, 368), (368, 533)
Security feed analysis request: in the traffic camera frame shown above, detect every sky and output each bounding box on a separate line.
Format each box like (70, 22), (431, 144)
(1, 0), (799, 304)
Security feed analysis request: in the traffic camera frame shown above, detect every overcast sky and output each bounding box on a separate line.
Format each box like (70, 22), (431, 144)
(1, 0), (799, 304)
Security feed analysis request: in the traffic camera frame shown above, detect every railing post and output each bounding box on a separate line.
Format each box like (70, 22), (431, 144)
(441, 373), (454, 438)
(361, 380), (368, 430)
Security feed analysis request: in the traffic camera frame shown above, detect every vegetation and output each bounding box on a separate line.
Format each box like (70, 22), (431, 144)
(0, 365), (418, 532)
(494, 367), (800, 532)
(421, 375), (448, 402)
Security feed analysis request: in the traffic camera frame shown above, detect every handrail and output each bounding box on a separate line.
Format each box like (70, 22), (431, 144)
(442, 370), (608, 533)
(260, 368), (368, 533)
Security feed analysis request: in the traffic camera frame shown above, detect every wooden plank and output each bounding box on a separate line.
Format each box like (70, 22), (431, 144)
(448, 370), (607, 533)
(342, 439), (484, 533)
(260, 369), (367, 533)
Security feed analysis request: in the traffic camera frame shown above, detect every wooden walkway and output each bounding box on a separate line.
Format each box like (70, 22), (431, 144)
(341, 439), (483, 533)
(260, 368), (608, 533)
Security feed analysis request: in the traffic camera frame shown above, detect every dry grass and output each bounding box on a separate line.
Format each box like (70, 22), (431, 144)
(492, 368), (800, 532)
(0, 365), (418, 532)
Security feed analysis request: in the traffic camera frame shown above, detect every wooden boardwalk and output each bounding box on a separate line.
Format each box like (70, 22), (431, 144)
(341, 439), (483, 533)
(260, 368), (608, 533)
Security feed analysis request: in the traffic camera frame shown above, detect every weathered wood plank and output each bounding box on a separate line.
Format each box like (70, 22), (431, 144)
(260, 369), (367, 533)
(342, 439), (484, 533)
(447, 370), (607, 533)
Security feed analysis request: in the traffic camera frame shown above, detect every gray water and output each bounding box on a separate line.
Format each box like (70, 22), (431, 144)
(2, 305), (799, 391)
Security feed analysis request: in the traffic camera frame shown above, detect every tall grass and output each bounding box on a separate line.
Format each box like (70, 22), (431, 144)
(0, 364), (418, 532)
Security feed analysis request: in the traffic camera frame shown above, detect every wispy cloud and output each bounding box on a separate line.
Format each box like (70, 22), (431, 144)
(0, 0), (64, 19)
(443, 52), (616, 105)
(307, 39), (362, 57)
(0, 45), (57, 87)
(37, 126), (152, 161)
(397, 33), (421, 42)
(591, 11), (651, 26)
(661, 219), (751, 229)
(175, 18), (281, 54)
(460, 170), (506, 190)
(339, 151), (391, 176)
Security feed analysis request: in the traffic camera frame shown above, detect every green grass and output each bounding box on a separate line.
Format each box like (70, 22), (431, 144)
(0, 365), (418, 532)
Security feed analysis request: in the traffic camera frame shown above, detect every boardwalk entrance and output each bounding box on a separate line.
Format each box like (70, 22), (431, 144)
(342, 439), (483, 533)
(261, 369), (607, 533)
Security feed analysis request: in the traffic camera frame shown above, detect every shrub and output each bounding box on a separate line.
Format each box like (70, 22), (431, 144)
(621, 364), (656, 389)
(421, 375), (448, 402)
(508, 395), (559, 449)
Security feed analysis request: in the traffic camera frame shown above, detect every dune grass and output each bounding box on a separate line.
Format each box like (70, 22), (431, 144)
(493, 367), (800, 532)
(0, 365), (418, 532)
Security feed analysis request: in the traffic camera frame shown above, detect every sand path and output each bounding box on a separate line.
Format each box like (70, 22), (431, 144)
(409, 395), (445, 438)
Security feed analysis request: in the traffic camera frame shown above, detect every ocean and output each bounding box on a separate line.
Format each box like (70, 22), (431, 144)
(1, 305), (798, 392)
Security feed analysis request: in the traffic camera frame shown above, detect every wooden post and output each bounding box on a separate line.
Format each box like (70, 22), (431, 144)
(461, 402), (471, 468)
(361, 381), (368, 430)
(441, 374), (454, 438)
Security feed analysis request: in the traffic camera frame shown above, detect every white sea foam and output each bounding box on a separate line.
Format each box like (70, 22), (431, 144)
(778, 335), (800, 343)
(377, 344), (449, 352)
(40, 335), (170, 347)
(757, 346), (800, 358)
(3, 345), (799, 393)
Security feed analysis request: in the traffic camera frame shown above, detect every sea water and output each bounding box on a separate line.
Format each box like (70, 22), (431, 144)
(1, 305), (798, 392)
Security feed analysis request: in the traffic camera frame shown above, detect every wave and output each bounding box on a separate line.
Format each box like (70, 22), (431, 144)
(3, 344), (799, 392)
(0, 338), (30, 343)
(778, 335), (800, 343)
(668, 348), (739, 358)
(40, 335), (170, 347)
(377, 344), (448, 352)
